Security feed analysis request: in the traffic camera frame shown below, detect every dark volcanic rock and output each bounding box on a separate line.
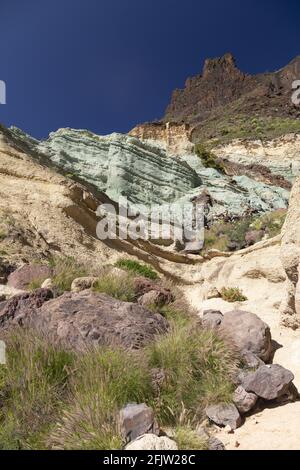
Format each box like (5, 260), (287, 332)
(206, 403), (242, 430)
(220, 310), (273, 362)
(208, 437), (226, 451)
(7, 264), (52, 290)
(202, 310), (223, 329)
(0, 288), (53, 328)
(119, 404), (159, 443)
(24, 290), (169, 350)
(233, 386), (258, 414)
(241, 364), (295, 400)
(164, 53), (300, 126)
(134, 277), (173, 303)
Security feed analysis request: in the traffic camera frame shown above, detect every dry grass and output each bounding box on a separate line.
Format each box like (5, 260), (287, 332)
(146, 323), (238, 425)
(175, 426), (208, 450)
(92, 270), (136, 302)
(49, 256), (88, 294)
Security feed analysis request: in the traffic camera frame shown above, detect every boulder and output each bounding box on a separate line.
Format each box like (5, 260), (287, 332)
(208, 437), (225, 451)
(241, 351), (264, 369)
(24, 290), (169, 350)
(202, 310), (223, 329)
(71, 276), (98, 293)
(7, 264), (52, 290)
(119, 404), (159, 443)
(241, 364), (295, 400)
(220, 310), (273, 362)
(0, 288), (53, 328)
(245, 230), (264, 246)
(41, 278), (53, 289)
(233, 386), (258, 414)
(138, 290), (168, 308)
(125, 434), (178, 451)
(134, 277), (173, 303)
(206, 404), (242, 430)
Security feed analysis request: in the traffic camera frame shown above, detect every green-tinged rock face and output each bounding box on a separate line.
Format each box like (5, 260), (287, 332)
(36, 129), (202, 206)
(8, 126), (290, 220)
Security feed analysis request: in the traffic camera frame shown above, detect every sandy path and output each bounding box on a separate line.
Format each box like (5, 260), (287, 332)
(184, 286), (300, 450)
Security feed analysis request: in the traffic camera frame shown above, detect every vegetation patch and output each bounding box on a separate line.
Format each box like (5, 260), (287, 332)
(195, 144), (225, 173)
(220, 287), (247, 303)
(0, 275), (238, 449)
(146, 323), (237, 425)
(193, 113), (300, 146)
(115, 259), (158, 280)
(93, 270), (136, 302)
(202, 209), (287, 253)
(175, 426), (208, 450)
(49, 256), (88, 294)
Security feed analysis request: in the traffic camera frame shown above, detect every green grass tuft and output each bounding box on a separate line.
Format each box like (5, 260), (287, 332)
(220, 287), (247, 302)
(92, 270), (136, 302)
(115, 259), (158, 280)
(49, 256), (87, 294)
(175, 426), (208, 450)
(146, 323), (237, 425)
(195, 144), (225, 173)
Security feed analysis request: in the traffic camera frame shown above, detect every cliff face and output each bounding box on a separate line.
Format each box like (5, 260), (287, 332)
(129, 122), (194, 156)
(5, 126), (289, 223)
(164, 53), (300, 126)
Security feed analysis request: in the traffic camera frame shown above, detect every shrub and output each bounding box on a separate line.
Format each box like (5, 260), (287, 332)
(146, 324), (237, 425)
(27, 279), (44, 291)
(195, 144), (225, 173)
(49, 348), (153, 450)
(49, 256), (87, 294)
(175, 426), (208, 450)
(92, 271), (136, 302)
(220, 287), (247, 302)
(115, 259), (158, 280)
(0, 329), (74, 449)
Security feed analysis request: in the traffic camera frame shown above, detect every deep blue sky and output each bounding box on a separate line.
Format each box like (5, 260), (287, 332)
(0, 0), (300, 139)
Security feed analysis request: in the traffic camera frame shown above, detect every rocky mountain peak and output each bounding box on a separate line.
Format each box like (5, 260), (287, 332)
(202, 52), (240, 78)
(163, 53), (300, 136)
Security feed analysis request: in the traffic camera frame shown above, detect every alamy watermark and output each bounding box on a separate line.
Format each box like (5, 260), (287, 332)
(0, 80), (6, 104)
(292, 80), (300, 106)
(0, 341), (6, 365)
(96, 197), (205, 248)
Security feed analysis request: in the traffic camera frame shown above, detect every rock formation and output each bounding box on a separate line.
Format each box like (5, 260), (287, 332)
(164, 52), (300, 127)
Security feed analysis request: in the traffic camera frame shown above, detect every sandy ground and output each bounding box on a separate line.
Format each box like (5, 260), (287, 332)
(184, 285), (300, 450)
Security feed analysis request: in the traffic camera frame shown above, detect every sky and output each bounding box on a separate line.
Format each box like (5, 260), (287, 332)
(0, 0), (300, 139)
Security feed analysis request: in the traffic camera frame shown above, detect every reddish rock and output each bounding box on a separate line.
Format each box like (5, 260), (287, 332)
(119, 404), (159, 443)
(134, 277), (173, 303)
(7, 264), (52, 290)
(24, 290), (169, 350)
(0, 288), (53, 328)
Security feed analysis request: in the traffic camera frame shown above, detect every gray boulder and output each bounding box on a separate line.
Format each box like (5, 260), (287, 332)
(206, 403), (242, 430)
(125, 434), (178, 450)
(119, 404), (159, 443)
(233, 386), (258, 414)
(7, 264), (52, 290)
(241, 364), (295, 400)
(208, 437), (226, 451)
(220, 310), (273, 362)
(202, 310), (223, 329)
(241, 351), (265, 369)
(24, 290), (169, 350)
(138, 290), (169, 308)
